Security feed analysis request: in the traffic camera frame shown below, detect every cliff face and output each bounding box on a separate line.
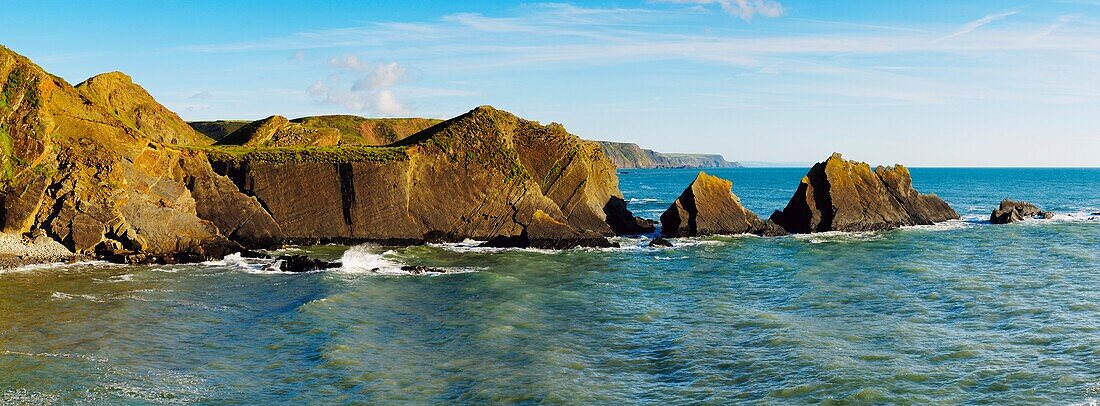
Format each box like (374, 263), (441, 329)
(0, 45), (649, 259)
(210, 106), (651, 247)
(769, 153), (958, 233)
(596, 141), (740, 169)
(0, 46), (263, 261)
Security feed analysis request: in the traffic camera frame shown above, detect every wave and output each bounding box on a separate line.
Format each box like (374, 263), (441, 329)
(627, 197), (661, 204)
(338, 245), (406, 274)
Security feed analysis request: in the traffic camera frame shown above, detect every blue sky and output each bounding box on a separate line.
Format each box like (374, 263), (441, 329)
(2, 0), (1099, 166)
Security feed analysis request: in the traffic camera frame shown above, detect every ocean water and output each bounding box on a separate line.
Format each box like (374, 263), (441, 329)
(1, 168), (1098, 405)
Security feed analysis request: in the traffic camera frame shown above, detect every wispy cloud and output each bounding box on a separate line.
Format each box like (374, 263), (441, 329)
(654, 0), (784, 20)
(1024, 14), (1081, 42)
(932, 10), (1019, 42)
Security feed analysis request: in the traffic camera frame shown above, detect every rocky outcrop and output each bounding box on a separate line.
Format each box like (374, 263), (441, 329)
(0, 45), (263, 263)
(596, 141), (741, 169)
(990, 200), (1053, 224)
(207, 106), (649, 248)
(660, 172), (779, 237)
(216, 115), (340, 147)
(769, 153), (959, 233)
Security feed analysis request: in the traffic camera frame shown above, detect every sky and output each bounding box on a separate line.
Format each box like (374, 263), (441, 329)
(2, 0), (1099, 166)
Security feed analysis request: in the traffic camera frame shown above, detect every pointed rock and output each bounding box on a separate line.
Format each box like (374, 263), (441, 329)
(660, 172), (769, 237)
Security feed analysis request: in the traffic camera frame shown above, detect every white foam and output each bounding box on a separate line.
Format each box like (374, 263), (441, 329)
(339, 244), (407, 274)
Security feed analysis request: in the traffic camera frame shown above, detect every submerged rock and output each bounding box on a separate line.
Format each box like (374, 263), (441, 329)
(769, 153), (959, 233)
(990, 200), (1053, 224)
(660, 172), (772, 237)
(265, 255), (339, 273)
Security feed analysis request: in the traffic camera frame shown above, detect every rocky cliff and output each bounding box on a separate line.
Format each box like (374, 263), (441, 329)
(0, 45), (648, 262)
(291, 115), (442, 146)
(207, 106), (653, 248)
(596, 141), (740, 169)
(0, 45), (268, 262)
(769, 153), (958, 233)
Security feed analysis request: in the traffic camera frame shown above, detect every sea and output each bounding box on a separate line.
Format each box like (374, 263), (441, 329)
(1, 168), (1098, 405)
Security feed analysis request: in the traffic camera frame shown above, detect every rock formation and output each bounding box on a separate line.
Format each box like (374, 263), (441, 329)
(0, 45), (253, 263)
(769, 153), (959, 233)
(596, 141), (741, 169)
(0, 45), (649, 264)
(990, 200), (1053, 224)
(209, 105), (651, 248)
(660, 172), (780, 237)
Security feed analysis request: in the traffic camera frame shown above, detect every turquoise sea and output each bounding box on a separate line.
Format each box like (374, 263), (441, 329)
(1, 168), (1098, 404)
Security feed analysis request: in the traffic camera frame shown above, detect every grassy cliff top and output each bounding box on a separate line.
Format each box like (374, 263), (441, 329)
(178, 144), (409, 164)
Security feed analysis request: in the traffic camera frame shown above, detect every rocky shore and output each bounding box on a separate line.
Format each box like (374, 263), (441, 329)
(0, 45), (1012, 267)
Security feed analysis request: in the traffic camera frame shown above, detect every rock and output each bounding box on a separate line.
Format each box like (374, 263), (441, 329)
(990, 200), (1052, 224)
(401, 265), (447, 275)
(265, 255), (338, 273)
(1092, 211), (1100, 216)
(648, 237), (673, 247)
(769, 153), (959, 233)
(660, 172), (769, 237)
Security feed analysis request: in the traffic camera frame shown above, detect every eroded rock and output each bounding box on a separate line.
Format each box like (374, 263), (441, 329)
(769, 153), (959, 233)
(990, 200), (1053, 224)
(660, 172), (771, 237)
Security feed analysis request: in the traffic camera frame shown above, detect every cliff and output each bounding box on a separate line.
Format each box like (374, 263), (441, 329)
(189, 120), (249, 142)
(206, 106), (653, 247)
(769, 153), (959, 233)
(0, 45), (269, 262)
(596, 141), (740, 169)
(0, 45), (647, 262)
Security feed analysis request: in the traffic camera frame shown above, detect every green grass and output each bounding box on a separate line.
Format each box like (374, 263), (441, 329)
(0, 124), (12, 183)
(176, 144), (410, 164)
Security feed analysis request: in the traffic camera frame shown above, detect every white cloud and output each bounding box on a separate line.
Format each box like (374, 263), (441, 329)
(309, 54), (411, 116)
(655, 0), (784, 20)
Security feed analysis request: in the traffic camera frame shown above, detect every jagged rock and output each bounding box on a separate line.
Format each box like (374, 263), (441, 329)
(648, 237), (673, 247)
(770, 153), (959, 233)
(990, 200), (1052, 224)
(660, 172), (770, 237)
